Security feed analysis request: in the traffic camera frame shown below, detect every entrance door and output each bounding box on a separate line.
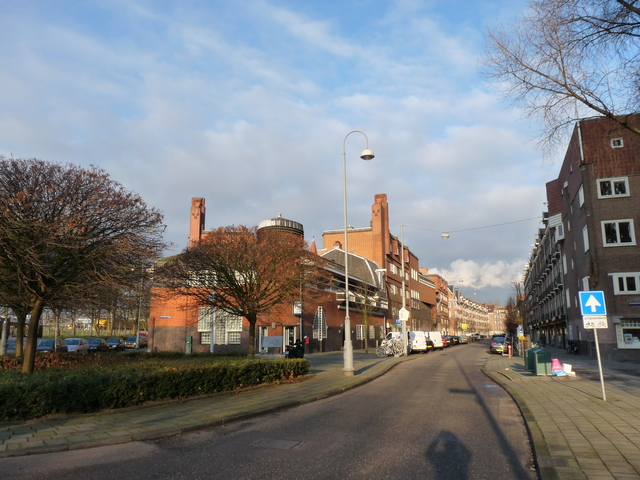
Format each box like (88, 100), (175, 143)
(258, 326), (268, 353)
(284, 326), (296, 346)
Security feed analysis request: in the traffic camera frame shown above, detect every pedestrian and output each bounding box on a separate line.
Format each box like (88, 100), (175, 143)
(540, 333), (546, 348)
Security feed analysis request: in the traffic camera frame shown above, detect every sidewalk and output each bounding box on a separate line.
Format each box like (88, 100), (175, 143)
(484, 346), (640, 480)
(0, 351), (409, 458)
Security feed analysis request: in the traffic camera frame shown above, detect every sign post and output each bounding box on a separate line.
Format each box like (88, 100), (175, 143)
(579, 291), (608, 401)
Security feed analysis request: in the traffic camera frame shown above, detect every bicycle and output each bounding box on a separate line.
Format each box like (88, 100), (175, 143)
(375, 339), (406, 357)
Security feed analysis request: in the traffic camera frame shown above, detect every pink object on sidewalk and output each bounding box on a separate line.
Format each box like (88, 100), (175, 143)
(551, 358), (563, 371)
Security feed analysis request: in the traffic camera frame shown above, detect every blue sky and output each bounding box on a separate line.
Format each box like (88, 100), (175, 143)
(0, 0), (561, 304)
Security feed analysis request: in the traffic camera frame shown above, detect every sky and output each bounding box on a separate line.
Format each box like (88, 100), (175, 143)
(0, 0), (564, 305)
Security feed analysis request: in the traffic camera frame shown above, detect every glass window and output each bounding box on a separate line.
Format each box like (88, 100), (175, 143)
(612, 273), (640, 294)
(618, 319), (640, 348)
(598, 177), (629, 198)
(602, 220), (636, 246)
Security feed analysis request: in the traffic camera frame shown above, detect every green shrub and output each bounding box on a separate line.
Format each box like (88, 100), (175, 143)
(0, 357), (310, 421)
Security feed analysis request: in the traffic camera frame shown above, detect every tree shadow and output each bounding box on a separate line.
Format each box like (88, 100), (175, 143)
(425, 430), (471, 480)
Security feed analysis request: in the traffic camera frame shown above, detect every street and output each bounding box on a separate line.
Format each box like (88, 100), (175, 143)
(0, 343), (536, 479)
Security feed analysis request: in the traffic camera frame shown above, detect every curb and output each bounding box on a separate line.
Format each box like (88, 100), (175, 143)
(483, 365), (559, 480)
(0, 355), (408, 458)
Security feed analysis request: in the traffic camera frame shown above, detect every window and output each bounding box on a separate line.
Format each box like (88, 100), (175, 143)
(197, 307), (213, 332)
(562, 254), (567, 274)
(313, 306), (327, 339)
(611, 137), (624, 148)
(618, 319), (640, 348)
(582, 277), (590, 291)
(578, 185), (585, 206)
(611, 273), (640, 294)
(369, 325), (376, 339)
(200, 331), (211, 345)
(565, 288), (570, 308)
(214, 310), (242, 345)
(598, 177), (629, 198)
(556, 224), (565, 241)
(583, 226), (589, 252)
(602, 220), (636, 246)
(356, 324), (365, 340)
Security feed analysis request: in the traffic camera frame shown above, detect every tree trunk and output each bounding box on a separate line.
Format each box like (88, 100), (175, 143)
(22, 299), (45, 374)
(247, 314), (256, 358)
(15, 312), (26, 358)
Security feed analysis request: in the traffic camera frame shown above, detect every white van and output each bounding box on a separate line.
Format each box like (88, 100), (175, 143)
(409, 331), (429, 353)
(426, 331), (444, 350)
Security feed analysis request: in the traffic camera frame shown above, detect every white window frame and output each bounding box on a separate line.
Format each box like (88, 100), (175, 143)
(616, 319), (640, 349)
(610, 137), (624, 148)
(214, 310), (242, 345)
(611, 273), (640, 295)
(356, 324), (365, 340)
(601, 219), (636, 246)
(369, 325), (376, 339)
(597, 177), (629, 199)
(578, 185), (585, 207)
(582, 226), (589, 252)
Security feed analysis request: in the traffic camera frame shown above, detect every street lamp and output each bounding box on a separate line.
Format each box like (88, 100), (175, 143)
(342, 130), (374, 376)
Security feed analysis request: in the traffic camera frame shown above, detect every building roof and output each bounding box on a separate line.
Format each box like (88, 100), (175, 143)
(320, 247), (382, 288)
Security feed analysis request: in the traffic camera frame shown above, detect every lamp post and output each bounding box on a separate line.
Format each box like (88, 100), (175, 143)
(342, 130), (374, 376)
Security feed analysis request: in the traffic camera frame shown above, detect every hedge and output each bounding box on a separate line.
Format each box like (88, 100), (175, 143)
(0, 356), (310, 421)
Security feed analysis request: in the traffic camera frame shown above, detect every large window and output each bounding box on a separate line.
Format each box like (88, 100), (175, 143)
(617, 319), (640, 348)
(602, 220), (636, 246)
(611, 273), (640, 295)
(199, 308), (242, 345)
(598, 177), (629, 198)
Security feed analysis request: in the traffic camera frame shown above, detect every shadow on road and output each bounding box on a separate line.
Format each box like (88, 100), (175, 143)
(426, 430), (471, 480)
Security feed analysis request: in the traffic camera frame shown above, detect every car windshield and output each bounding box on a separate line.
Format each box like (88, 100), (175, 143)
(126, 336), (137, 341)
(87, 339), (101, 345)
(37, 339), (55, 346)
(492, 337), (505, 342)
(64, 339), (80, 345)
(107, 338), (120, 342)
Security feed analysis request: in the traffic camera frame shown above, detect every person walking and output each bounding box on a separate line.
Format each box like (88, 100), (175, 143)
(540, 333), (546, 348)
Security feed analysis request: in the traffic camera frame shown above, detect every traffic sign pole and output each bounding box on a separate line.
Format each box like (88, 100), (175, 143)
(579, 291), (607, 401)
(593, 328), (606, 401)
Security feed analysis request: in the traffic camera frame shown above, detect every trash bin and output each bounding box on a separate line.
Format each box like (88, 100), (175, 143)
(533, 349), (551, 375)
(525, 348), (539, 372)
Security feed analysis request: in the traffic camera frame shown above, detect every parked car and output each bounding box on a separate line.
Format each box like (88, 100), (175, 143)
(490, 335), (507, 354)
(442, 335), (455, 347)
(426, 331), (444, 350)
(5, 337), (25, 354)
(106, 337), (125, 351)
(64, 337), (89, 354)
(458, 335), (469, 344)
(86, 337), (109, 352)
(451, 336), (461, 345)
(36, 338), (68, 353)
(425, 337), (435, 352)
(125, 335), (148, 349)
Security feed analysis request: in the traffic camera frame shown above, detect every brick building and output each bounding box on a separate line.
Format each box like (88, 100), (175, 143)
(148, 198), (387, 354)
(321, 194), (437, 332)
(524, 115), (640, 361)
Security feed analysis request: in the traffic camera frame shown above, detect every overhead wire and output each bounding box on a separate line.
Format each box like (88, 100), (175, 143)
(404, 216), (541, 235)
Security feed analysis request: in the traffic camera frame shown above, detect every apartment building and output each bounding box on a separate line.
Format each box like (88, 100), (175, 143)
(524, 115), (640, 361)
(321, 194), (437, 332)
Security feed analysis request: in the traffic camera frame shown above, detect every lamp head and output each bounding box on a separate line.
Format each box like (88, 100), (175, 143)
(360, 149), (375, 160)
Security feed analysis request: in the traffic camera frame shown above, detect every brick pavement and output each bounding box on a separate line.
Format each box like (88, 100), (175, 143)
(484, 345), (640, 480)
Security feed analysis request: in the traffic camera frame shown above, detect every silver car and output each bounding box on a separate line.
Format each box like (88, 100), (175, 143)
(64, 337), (89, 354)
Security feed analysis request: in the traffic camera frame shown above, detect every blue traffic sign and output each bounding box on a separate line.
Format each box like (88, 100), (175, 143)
(579, 291), (607, 316)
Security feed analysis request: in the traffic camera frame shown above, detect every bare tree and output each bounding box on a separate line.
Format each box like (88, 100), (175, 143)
(0, 157), (168, 373)
(483, 0), (640, 152)
(155, 226), (323, 357)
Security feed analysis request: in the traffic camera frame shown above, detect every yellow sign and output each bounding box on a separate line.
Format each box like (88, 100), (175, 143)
(461, 324), (468, 329)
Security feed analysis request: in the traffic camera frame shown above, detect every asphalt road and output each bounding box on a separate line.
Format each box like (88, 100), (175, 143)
(0, 343), (537, 479)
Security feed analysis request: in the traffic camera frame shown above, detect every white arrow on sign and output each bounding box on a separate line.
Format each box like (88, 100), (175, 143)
(585, 295), (602, 313)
